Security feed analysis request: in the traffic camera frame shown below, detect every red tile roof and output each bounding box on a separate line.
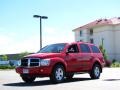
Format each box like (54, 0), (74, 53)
(73, 17), (120, 31)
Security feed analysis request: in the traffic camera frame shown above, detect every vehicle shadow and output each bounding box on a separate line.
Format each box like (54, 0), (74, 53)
(103, 79), (120, 81)
(3, 77), (92, 87)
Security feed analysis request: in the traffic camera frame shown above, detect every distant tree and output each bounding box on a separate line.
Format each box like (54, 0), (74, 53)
(19, 51), (30, 58)
(99, 45), (108, 60)
(99, 39), (112, 67)
(99, 38), (108, 60)
(1, 55), (8, 61)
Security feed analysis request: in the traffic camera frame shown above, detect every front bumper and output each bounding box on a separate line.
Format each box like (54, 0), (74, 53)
(16, 66), (52, 77)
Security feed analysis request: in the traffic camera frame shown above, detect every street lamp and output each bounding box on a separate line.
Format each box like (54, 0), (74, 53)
(33, 15), (48, 49)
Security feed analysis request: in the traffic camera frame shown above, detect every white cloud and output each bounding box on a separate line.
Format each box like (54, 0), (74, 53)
(0, 27), (74, 54)
(0, 35), (11, 45)
(0, 37), (39, 54)
(43, 27), (74, 46)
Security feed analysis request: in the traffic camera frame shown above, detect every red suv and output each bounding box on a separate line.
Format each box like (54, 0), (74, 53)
(16, 42), (105, 83)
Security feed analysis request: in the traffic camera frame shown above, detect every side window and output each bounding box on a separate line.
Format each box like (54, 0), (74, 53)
(91, 45), (100, 53)
(80, 44), (91, 53)
(68, 44), (79, 53)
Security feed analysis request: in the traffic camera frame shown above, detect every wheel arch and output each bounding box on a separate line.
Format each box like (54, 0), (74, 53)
(50, 57), (67, 73)
(51, 62), (66, 74)
(52, 62), (66, 71)
(92, 61), (102, 73)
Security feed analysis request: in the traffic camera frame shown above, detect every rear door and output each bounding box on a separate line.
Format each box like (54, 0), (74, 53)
(78, 43), (92, 70)
(90, 45), (104, 63)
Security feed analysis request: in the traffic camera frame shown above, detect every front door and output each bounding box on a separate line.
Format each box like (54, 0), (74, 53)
(65, 44), (80, 72)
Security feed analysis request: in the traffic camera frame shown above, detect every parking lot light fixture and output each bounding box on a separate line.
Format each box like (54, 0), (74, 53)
(33, 15), (48, 49)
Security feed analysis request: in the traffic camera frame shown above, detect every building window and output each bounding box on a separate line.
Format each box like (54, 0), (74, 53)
(80, 30), (83, 36)
(90, 38), (94, 43)
(80, 40), (83, 42)
(90, 28), (93, 35)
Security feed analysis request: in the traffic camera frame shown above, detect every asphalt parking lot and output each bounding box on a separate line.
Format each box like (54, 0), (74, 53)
(0, 68), (120, 90)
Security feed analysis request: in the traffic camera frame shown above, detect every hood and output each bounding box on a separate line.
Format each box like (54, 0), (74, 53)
(24, 53), (63, 59)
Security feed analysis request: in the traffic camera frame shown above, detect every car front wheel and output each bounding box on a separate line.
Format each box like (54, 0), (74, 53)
(50, 65), (65, 83)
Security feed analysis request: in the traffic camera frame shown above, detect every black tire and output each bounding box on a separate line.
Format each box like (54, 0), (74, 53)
(21, 75), (36, 83)
(66, 73), (74, 79)
(90, 64), (101, 79)
(50, 65), (65, 83)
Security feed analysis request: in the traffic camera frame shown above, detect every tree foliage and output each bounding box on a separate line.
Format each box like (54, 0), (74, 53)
(99, 44), (108, 60)
(1, 55), (8, 61)
(19, 51), (30, 58)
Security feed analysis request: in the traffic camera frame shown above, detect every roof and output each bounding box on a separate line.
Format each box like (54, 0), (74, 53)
(69, 41), (96, 46)
(73, 17), (120, 31)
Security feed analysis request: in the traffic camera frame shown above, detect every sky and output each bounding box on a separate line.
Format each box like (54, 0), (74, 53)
(0, 0), (120, 54)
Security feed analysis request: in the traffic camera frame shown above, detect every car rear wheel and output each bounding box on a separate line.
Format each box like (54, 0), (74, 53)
(21, 75), (36, 83)
(50, 65), (65, 83)
(90, 64), (101, 79)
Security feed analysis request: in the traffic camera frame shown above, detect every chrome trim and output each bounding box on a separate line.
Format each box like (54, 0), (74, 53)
(21, 58), (41, 67)
(39, 59), (41, 66)
(28, 58), (30, 67)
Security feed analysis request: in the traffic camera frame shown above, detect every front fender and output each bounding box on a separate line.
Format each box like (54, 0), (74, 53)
(49, 57), (67, 71)
(91, 58), (103, 72)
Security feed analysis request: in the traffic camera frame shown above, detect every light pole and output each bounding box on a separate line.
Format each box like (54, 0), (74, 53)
(33, 15), (48, 49)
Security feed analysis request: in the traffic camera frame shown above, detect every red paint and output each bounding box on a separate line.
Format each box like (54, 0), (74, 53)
(16, 42), (105, 78)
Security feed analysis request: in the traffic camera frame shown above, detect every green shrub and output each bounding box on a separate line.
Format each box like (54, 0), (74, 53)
(111, 62), (120, 67)
(0, 65), (15, 69)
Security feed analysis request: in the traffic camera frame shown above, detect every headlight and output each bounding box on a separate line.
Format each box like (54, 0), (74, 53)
(40, 59), (50, 66)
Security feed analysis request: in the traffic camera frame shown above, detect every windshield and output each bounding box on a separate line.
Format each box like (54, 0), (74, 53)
(38, 43), (66, 53)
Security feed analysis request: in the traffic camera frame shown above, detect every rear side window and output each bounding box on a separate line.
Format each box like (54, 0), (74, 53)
(79, 44), (91, 53)
(91, 45), (100, 53)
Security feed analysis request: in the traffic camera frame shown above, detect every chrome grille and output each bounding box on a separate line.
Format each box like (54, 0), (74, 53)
(21, 58), (40, 67)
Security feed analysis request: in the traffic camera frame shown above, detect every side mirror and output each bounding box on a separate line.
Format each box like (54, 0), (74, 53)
(66, 49), (69, 55)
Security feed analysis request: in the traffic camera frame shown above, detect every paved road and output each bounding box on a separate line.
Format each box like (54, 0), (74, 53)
(0, 68), (120, 90)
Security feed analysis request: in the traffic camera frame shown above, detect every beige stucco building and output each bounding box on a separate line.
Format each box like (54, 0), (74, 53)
(73, 17), (120, 61)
